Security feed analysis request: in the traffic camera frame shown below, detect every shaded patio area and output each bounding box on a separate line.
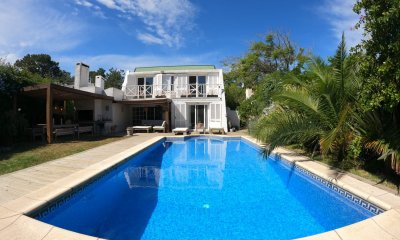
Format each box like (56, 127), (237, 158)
(21, 83), (114, 143)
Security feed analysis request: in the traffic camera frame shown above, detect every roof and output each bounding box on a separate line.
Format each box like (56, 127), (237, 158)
(134, 65), (216, 72)
(21, 84), (114, 101)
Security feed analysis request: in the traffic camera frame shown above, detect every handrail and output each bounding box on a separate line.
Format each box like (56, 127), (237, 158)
(124, 84), (222, 99)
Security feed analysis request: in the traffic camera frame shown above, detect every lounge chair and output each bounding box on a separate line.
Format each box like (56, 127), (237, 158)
(77, 126), (93, 139)
(196, 123), (205, 134)
(210, 128), (225, 135)
(132, 126), (152, 133)
(153, 121), (166, 133)
(172, 127), (189, 135)
(53, 127), (76, 141)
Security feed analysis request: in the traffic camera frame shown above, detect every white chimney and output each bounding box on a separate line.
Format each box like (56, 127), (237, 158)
(95, 75), (105, 89)
(74, 62), (89, 89)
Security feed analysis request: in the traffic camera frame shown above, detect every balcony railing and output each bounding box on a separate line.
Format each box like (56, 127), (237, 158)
(124, 84), (222, 99)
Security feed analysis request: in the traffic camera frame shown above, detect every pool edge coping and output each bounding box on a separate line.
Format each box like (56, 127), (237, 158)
(0, 134), (399, 240)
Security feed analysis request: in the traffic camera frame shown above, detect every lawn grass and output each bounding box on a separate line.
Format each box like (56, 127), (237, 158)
(0, 135), (125, 175)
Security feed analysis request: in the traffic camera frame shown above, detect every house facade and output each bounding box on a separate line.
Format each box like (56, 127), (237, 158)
(72, 64), (228, 133)
(121, 65), (228, 132)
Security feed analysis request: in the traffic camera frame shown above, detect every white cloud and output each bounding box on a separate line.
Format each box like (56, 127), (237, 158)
(57, 52), (220, 73)
(77, 0), (197, 48)
(137, 33), (164, 45)
(320, 0), (364, 48)
(75, 0), (93, 8)
(0, 0), (87, 58)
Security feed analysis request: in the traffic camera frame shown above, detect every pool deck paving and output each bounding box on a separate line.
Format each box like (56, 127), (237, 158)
(0, 132), (399, 240)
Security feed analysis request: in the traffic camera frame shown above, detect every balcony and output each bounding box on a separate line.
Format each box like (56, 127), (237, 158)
(124, 84), (222, 99)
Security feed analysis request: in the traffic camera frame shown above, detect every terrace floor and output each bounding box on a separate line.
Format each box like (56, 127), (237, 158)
(0, 131), (399, 240)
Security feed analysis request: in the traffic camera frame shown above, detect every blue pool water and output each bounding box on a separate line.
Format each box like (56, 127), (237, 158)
(36, 137), (374, 239)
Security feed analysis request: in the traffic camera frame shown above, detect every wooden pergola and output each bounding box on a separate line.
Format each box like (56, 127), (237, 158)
(21, 84), (113, 143)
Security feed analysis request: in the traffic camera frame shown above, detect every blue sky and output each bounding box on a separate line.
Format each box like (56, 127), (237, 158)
(0, 0), (363, 74)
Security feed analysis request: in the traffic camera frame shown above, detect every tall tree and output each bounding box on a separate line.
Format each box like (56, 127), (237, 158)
(105, 68), (124, 89)
(89, 68), (106, 83)
(228, 32), (306, 88)
(354, 0), (400, 110)
(14, 54), (71, 84)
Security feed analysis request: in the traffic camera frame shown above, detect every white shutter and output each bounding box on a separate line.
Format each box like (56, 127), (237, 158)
(207, 74), (219, 95)
(174, 103), (187, 127)
(176, 75), (188, 97)
(154, 74), (163, 97)
(210, 103), (221, 122)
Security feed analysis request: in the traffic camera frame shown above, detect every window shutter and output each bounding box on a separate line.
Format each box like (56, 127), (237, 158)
(210, 103), (221, 122)
(175, 103), (186, 127)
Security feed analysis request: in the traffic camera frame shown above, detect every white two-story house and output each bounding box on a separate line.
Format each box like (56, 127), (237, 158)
(121, 65), (228, 133)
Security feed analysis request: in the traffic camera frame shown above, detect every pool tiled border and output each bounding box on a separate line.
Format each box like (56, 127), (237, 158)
(294, 165), (385, 215)
(0, 134), (399, 240)
(242, 137), (387, 215)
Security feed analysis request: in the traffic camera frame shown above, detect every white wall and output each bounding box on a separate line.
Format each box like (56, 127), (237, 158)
(111, 103), (129, 132)
(105, 88), (124, 101)
(74, 63), (89, 89)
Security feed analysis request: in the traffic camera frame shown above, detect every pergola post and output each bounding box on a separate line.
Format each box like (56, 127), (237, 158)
(164, 102), (171, 132)
(46, 85), (53, 143)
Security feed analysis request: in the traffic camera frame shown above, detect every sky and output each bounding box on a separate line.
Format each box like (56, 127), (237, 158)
(0, 0), (363, 74)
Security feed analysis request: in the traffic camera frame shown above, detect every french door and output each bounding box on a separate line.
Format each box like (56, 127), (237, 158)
(190, 105), (207, 129)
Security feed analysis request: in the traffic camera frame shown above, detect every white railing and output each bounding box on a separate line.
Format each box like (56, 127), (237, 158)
(124, 84), (222, 99)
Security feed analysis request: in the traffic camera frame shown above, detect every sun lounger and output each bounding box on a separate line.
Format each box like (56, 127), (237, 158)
(132, 126), (152, 133)
(53, 127), (76, 141)
(153, 121), (166, 133)
(196, 123), (205, 134)
(77, 126), (93, 138)
(210, 128), (225, 135)
(172, 127), (189, 135)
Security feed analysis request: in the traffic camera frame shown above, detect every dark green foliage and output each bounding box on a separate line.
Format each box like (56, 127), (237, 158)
(224, 32), (308, 123)
(253, 35), (360, 161)
(105, 68), (124, 89)
(353, 108), (400, 173)
(228, 32), (307, 88)
(354, 0), (400, 110)
(89, 68), (106, 83)
(224, 83), (245, 110)
(14, 54), (71, 84)
(0, 64), (31, 145)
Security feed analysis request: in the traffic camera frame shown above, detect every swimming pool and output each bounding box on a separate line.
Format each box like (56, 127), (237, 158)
(35, 137), (376, 239)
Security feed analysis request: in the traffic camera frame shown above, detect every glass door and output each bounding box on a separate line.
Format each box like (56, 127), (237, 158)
(190, 105), (208, 129)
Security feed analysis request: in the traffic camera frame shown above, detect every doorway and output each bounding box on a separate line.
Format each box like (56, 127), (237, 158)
(190, 105), (207, 130)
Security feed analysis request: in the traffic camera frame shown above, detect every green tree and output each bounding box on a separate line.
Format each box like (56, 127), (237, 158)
(89, 68), (106, 83)
(354, 0), (400, 110)
(253, 35), (360, 161)
(0, 63), (30, 145)
(228, 32), (306, 88)
(14, 54), (71, 84)
(105, 68), (124, 89)
(353, 109), (400, 174)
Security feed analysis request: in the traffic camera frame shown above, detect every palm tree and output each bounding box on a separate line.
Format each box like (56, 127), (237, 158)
(353, 109), (400, 174)
(253, 34), (360, 161)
